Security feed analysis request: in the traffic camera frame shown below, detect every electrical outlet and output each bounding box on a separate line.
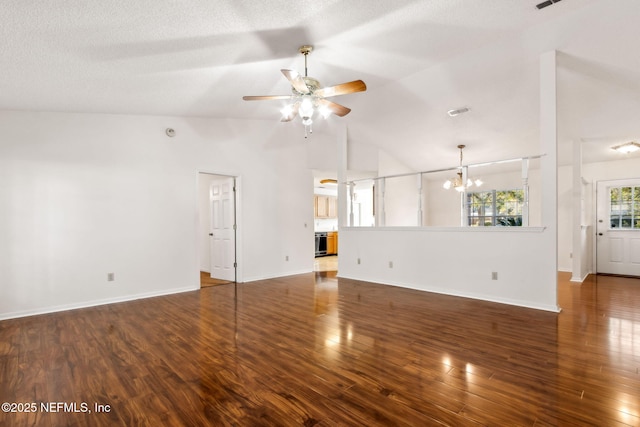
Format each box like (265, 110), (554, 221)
(285, 255), (289, 261)
(107, 273), (115, 282)
(357, 258), (361, 265)
(389, 261), (394, 268)
(491, 272), (498, 280)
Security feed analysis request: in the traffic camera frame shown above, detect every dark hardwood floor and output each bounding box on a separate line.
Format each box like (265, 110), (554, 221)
(200, 271), (234, 288)
(1, 272), (640, 426)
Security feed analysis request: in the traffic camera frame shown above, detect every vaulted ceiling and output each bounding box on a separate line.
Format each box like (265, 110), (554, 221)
(2, 0), (639, 170)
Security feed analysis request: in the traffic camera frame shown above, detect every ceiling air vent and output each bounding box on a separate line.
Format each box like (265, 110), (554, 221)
(447, 107), (470, 117)
(536, 0), (562, 10)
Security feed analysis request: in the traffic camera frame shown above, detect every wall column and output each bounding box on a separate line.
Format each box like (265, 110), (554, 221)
(570, 140), (585, 282)
(540, 50), (560, 310)
(337, 123), (348, 229)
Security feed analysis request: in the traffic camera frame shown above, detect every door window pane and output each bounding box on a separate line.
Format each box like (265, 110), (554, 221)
(609, 186), (640, 229)
(635, 188), (640, 228)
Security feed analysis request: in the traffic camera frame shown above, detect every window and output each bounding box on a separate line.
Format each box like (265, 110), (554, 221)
(467, 189), (524, 226)
(609, 186), (640, 229)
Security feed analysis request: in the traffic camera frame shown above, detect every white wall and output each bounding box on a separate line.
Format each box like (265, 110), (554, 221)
(349, 180), (375, 227)
(426, 176), (462, 227)
(338, 153), (558, 312)
(339, 227), (557, 311)
(558, 155), (640, 273)
(425, 166), (542, 227)
(0, 110), (315, 319)
(377, 150), (419, 226)
(557, 165), (573, 271)
(370, 154), (640, 276)
(337, 52), (559, 312)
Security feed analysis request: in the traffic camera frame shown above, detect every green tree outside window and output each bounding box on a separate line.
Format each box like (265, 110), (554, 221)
(467, 189), (524, 226)
(610, 186), (640, 229)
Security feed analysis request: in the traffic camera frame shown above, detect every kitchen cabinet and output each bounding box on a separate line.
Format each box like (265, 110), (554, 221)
(315, 195), (328, 218)
(327, 196), (337, 218)
(314, 195), (337, 218)
(326, 231), (338, 255)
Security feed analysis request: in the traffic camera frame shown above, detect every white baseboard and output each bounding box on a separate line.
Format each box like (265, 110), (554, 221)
(0, 286), (197, 321)
(570, 272), (591, 283)
(243, 269), (313, 283)
(337, 273), (561, 313)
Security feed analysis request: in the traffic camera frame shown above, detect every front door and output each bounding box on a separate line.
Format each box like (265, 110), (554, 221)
(596, 179), (640, 276)
(210, 177), (236, 282)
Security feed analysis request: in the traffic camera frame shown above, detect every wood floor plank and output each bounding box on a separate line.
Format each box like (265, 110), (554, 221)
(2, 272), (640, 425)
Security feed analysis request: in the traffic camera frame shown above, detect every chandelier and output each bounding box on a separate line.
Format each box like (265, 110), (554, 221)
(443, 145), (483, 192)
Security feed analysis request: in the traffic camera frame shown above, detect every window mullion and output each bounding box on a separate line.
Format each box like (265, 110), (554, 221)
(631, 187), (636, 229)
(492, 190), (497, 226)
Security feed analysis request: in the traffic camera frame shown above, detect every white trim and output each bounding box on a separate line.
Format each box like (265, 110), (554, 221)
(196, 171), (243, 284)
(340, 226), (546, 233)
(242, 269), (313, 283)
(337, 273), (561, 313)
(570, 272), (590, 283)
(0, 286), (197, 321)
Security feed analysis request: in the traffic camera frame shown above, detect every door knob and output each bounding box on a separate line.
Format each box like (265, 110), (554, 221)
(598, 233), (603, 236)
(209, 233), (213, 236)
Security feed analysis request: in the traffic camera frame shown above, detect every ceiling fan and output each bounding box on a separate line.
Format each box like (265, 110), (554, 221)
(242, 45), (367, 137)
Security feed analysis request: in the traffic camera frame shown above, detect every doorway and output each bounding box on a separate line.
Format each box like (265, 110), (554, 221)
(198, 173), (238, 287)
(595, 179), (640, 277)
(313, 175), (339, 274)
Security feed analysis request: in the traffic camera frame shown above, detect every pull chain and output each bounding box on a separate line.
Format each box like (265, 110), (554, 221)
(304, 52), (308, 77)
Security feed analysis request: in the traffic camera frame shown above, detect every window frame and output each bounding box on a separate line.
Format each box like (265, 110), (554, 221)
(608, 185), (640, 230)
(467, 189), (524, 227)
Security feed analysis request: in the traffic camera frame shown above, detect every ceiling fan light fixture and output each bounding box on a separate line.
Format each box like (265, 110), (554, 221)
(281, 104), (294, 118)
(318, 105), (331, 119)
(612, 141), (640, 154)
(299, 95), (315, 118)
(243, 45), (367, 138)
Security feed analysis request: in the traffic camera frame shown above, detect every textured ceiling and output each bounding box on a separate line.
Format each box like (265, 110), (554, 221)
(2, 0), (639, 170)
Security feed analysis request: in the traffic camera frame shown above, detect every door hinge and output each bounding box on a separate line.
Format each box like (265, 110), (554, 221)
(233, 262), (237, 268)
(233, 224), (237, 230)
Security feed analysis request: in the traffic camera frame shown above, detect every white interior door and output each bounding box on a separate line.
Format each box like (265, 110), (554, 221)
(210, 177), (236, 281)
(596, 179), (640, 276)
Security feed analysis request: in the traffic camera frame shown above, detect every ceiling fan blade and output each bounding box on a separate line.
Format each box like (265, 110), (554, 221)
(315, 80), (367, 98)
(281, 69), (310, 94)
(318, 99), (351, 117)
(281, 102), (299, 122)
(243, 95), (292, 101)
